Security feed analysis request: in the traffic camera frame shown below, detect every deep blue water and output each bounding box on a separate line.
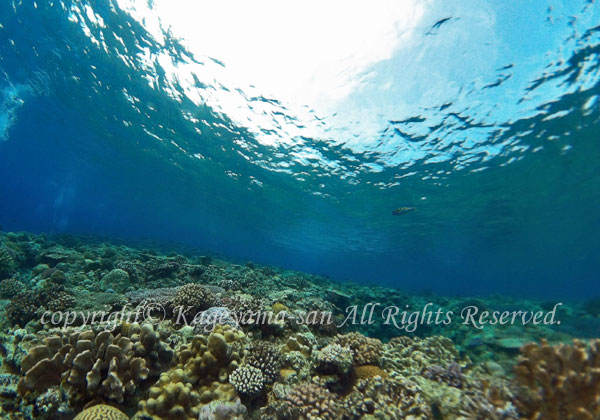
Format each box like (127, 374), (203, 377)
(0, 0), (599, 298)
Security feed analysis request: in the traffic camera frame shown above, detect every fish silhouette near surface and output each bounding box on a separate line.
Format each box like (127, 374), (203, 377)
(392, 207), (415, 216)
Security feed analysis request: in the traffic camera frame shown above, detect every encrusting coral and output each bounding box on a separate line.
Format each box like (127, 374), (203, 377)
(514, 338), (600, 420)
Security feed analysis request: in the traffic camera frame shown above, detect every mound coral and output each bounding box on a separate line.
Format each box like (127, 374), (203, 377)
(100, 268), (130, 293)
(331, 332), (382, 366)
(342, 376), (432, 420)
(382, 335), (462, 375)
(354, 364), (387, 380)
(0, 248), (16, 279)
(173, 283), (217, 316)
(514, 338), (600, 420)
(73, 404), (128, 420)
(135, 325), (245, 420)
(281, 383), (340, 420)
(17, 324), (173, 406)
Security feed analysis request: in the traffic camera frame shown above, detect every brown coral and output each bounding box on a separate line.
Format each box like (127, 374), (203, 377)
(173, 283), (217, 316)
(354, 364), (387, 380)
(514, 338), (600, 420)
(382, 335), (462, 375)
(282, 383), (340, 420)
(342, 376), (432, 420)
(17, 324), (173, 406)
(136, 324), (246, 420)
(331, 332), (382, 366)
(245, 341), (281, 384)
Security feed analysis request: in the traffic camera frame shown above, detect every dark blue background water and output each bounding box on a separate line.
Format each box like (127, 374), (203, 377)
(0, 1), (599, 298)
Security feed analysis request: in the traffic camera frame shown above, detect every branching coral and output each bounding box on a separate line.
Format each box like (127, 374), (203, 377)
(229, 365), (264, 396)
(342, 376), (432, 420)
(514, 338), (600, 420)
(245, 341), (281, 384)
(382, 335), (462, 375)
(281, 383), (340, 420)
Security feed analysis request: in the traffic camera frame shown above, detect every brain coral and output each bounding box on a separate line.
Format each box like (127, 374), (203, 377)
(73, 404), (128, 420)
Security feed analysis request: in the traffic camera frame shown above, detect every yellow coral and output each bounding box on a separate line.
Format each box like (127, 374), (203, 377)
(354, 364), (387, 380)
(136, 325), (246, 420)
(272, 302), (288, 314)
(73, 404), (128, 420)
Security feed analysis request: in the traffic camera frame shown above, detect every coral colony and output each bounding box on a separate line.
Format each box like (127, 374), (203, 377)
(0, 231), (599, 419)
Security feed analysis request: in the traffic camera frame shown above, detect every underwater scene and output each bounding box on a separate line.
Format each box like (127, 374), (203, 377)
(1, 0), (600, 419)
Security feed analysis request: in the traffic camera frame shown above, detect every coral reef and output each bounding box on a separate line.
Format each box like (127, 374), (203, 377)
(0, 231), (596, 420)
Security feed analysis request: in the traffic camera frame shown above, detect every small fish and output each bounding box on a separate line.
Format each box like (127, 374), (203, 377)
(392, 207), (415, 216)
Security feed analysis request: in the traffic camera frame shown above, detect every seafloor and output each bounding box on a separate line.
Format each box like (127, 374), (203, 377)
(0, 231), (599, 419)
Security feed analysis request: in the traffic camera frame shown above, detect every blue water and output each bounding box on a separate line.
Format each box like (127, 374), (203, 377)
(0, 0), (599, 298)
